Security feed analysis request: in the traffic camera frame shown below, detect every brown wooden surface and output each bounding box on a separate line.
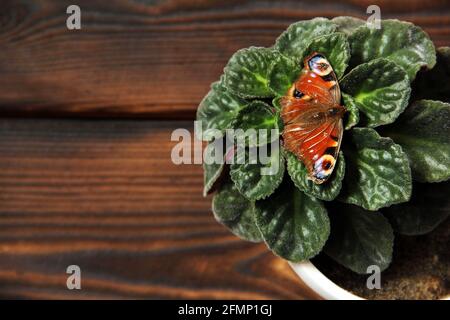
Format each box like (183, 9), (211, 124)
(0, 119), (317, 299)
(0, 0), (449, 299)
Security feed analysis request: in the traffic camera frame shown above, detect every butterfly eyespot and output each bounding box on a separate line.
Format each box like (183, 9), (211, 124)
(323, 161), (332, 170)
(328, 107), (339, 115)
(313, 154), (336, 181)
(308, 54), (332, 76)
(319, 62), (328, 68)
(293, 88), (304, 99)
(309, 53), (325, 62)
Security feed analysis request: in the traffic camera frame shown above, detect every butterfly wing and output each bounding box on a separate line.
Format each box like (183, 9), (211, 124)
(282, 102), (344, 184)
(281, 52), (345, 184)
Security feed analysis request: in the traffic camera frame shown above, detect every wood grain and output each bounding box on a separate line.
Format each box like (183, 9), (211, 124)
(0, 0), (449, 118)
(0, 119), (317, 299)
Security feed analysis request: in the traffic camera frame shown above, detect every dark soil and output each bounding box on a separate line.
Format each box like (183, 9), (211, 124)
(312, 218), (449, 300)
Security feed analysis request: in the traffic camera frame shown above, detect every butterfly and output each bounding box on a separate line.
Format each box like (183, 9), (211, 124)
(281, 52), (346, 184)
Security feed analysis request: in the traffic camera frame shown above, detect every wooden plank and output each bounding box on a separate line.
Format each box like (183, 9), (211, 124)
(0, 118), (315, 299)
(0, 0), (449, 118)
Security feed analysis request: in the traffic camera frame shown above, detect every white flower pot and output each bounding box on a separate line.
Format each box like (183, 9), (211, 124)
(289, 261), (363, 300)
(290, 261), (450, 300)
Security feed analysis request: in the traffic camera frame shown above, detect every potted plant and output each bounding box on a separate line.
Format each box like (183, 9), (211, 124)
(196, 16), (449, 300)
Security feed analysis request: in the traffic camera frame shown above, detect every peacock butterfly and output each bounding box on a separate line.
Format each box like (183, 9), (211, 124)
(281, 52), (346, 184)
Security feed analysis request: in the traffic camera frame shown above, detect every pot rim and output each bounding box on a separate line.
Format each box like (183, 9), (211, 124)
(289, 260), (450, 300)
(289, 261), (363, 300)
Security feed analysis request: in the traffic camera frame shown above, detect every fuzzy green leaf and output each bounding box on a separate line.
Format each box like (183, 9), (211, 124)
(342, 92), (360, 130)
(274, 18), (337, 62)
(384, 181), (450, 235)
(233, 101), (280, 147)
(255, 181), (330, 262)
(268, 55), (301, 96)
(212, 179), (262, 242)
(341, 58), (411, 127)
(286, 151), (345, 201)
(230, 145), (285, 201)
(380, 100), (450, 183)
(272, 96), (283, 111)
(196, 81), (247, 141)
(324, 203), (394, 274)
(302, 32), (350, 79)
(203, 138), (234, 196)
(349, 19), (436, 81)
(223, 47), (279, 98)
(413, 47), (450, 103)
(203, 140), (225, 197)
(339, 128), (412, 211)
(331, 16), (365, 36)
(204, 161), (224, 196)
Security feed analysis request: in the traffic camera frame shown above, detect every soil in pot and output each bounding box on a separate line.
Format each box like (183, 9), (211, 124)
(312, 218), (449, 300)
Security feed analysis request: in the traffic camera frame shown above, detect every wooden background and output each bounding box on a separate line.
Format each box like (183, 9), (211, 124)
(0, 0), (449, 299)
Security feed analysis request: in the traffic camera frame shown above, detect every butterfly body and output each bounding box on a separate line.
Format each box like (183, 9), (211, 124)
(281, 53), (346, 184)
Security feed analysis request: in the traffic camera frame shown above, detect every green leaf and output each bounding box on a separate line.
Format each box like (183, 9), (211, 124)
(203, 138), (235, 196)
(302, 32), (350, 79)
(340, 58), (411, 127)
(230, 145), (285, 200)
(286, 151), (345, 201)
(255, 180), (330, 262)
(233, 101), (280, 147)
(212, 179), (263, 242)
(339, 128), (412, 211)
(342, 92), (360, 130)
(349, 19), (436, 81)
(196, 81), (247, 141)
(324, 203), (394, 274)
(331, 16), (365, 36)
(272, 96), (283, 111)
(413, 47), (450, 103)
(203, 139), (225, 196)
(223, 47), (279, 98)
(268, 55), (301, 96)
(380, 100), (450, 183)
(274, 18), (337, 62)
(384, 181), (450, 235)
(204, 160), (223, 196)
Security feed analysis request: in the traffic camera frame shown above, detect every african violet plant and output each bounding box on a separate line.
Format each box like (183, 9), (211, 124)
(196, 17), (450, 274)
